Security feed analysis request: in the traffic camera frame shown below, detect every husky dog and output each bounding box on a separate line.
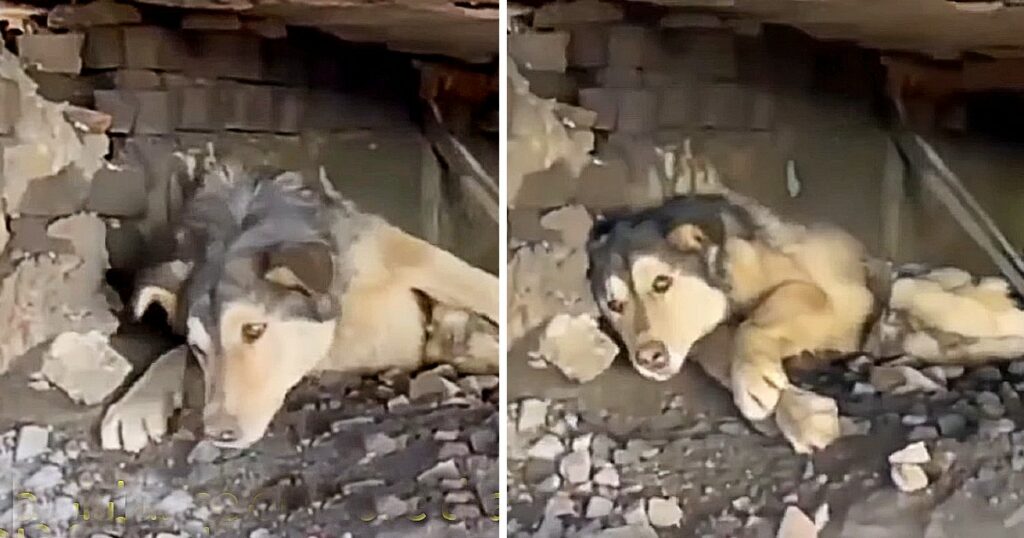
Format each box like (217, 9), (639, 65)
(587, 190), (1024, 424)
(100, 166), (498, 451)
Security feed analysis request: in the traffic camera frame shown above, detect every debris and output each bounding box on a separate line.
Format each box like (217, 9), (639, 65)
(537, 313), (618, 383)
(39, 330), (132, 405)
(24, 464), (62, 490)
(15, 424), (49, 461)
(529, 434), (565, 461)
(938, 413), (967, 437)
(891, 463), (929, 493)
(519, 399), (549, 432)
(870, 366), (946, 394)
(774, 387), (840, 454)
(409, 371), (461, 400)
(187, 440), (220, 464)
(594, 465), (620, 487)
(586, 496), (614, 518)
(647, 497), (683, 528)
(777, 505), (817, 538)
(889, 442), (931, 465)
(560, 451), (591, 483)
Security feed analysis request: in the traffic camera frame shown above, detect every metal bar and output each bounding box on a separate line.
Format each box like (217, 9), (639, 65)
(893, 131), (1024, 296)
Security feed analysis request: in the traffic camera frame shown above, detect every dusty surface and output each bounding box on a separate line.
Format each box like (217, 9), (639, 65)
(508, 329), (1024, 537)
(0, 327), (500, 537)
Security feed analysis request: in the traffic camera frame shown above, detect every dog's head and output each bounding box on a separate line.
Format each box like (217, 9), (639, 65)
(134, 170), (342, 448)
(587, 196), (742, 381)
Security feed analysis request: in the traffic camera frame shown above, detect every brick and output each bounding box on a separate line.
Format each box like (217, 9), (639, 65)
(521, 70), (578, 102)
(86, 163), (147, 217)
(597, 67), (643, 89)
(134, 90), (177, 135)
(48, 0), (141, 28)
(272, 87), (305, 134)
(223, 83), (273, 131)
(30, 71), (94, 107)
(608, 26), (655, 68)
(568, 25), (608, 68)
(658, 86), (697, 128)
(184, 32), (262, 81)
(18, 33), (84, 74)
(575, 158), (630, 210)
(123, 26), (183, 70)
(533, 0), (623, 27)
(93, 89), (137, 133)
(513, 164), (578, 209)
(244, 18), (287, 39)
(578, 88), (618, 131)
(181, 13), (242, 31)
(617, 89), (658, 133)
(112, 69), (162, 89)
(701, 83), (748, 129)
(82, 26), (122, 69)
(0, 79), (19, 135)
(175, 86), (222, 131)
(511, 31), (569, 73)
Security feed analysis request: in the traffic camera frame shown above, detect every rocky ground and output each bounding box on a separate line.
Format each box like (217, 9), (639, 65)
(0, 326), (500, 538)
(507, 337), (1024, 538)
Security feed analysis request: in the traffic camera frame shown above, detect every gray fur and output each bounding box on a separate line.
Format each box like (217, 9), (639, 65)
(157, 166), (373, 355)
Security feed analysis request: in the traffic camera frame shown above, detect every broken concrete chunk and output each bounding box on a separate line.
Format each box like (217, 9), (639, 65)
(777, 505), (818, 538)
(889, 442), (931, 465)
(647, 497), (683, 528)
(15, 424), (50, 461)
(870, 365), (946, 394)
(40, 330), (132, 405)
(518, 398), (549, 432)
(774, 387), (840, 454)
(891, 463), (929, 493)
(540, 205), (593, 248)
(537, 314), (618, 384)
(409, 371), (461, 400)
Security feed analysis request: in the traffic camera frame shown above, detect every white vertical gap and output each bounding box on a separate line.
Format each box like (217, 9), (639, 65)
(497, 0), (510, 534)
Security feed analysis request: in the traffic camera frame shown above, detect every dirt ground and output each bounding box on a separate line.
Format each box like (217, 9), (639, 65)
(507, 323), (1024, 537)
(0, 324), (499, 538)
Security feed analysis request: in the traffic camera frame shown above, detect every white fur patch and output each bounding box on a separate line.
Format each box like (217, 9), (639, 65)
(135, 286), (176, 320)
(187, 316), (213, 353)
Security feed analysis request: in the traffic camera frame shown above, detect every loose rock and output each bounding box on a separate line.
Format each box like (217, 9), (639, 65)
(647, 497), (683, 528)
(537, 313), (618, 383)
(777, 505), (818, 538)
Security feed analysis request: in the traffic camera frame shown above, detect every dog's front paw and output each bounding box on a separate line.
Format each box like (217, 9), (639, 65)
(100, 347), (187, 453)
(732, 358), (789, 421)
(774, 386), (840, 454)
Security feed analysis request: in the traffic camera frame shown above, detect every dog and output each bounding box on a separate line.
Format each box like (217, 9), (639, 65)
(100, 165), (499, 452)
(587, 189), (1024, 425)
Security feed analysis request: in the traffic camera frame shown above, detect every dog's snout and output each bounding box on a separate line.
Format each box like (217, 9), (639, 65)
(204, 415), (241, 444)
(636, 341), (669, 369)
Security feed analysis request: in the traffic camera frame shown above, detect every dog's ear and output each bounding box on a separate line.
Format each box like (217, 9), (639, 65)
(132, 260), (193, 323)
(666, 222), (715, 251)
(262, 242), (335, 296)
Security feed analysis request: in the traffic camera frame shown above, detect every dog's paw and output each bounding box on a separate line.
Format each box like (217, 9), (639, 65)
(774, 386), (840, 454)
(100, 388), (181, 453)
(732, 358), (789, 421)
(100, 347), (187, 453)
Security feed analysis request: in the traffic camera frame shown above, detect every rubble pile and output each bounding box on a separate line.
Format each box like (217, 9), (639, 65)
(1, 369), (500, 536)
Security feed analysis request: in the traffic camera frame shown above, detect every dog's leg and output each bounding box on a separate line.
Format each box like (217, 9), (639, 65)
(382, 225), (499, 323)
(732, 281), (831, 421)
(100, 347), (187, 453)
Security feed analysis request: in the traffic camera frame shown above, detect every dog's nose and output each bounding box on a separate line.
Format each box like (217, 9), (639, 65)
(636, 341), (669, 369)
(204, 416), (241, 443)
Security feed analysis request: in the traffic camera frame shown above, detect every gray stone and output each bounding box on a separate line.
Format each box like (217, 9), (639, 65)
(15, 425), (49, 461)
(155, 490), (194, 514)
(39, 330), (132, 405)
(891, 463), (928, 493)
(537, 314), (618, 383)
(529, 434), (565, 461)
(597, 526), (658, 538)
(518, 398), (548, 432)
(593, 465), (620, 487)
(187, 440), (221, 464)
(938, 413), (967, 437)
(409, 372), (460, 400)
(586, 496), (614, 518)
(559, 450), (591, 484)
(889, 442), (930, 464)
(647, 497), (682, 528)
(417, 459), (461, 485)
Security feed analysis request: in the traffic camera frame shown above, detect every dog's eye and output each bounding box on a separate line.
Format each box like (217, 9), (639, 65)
(241, 323), (267, 343)
(652, 275), (673, 294)
(607, 299), (625, 314)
